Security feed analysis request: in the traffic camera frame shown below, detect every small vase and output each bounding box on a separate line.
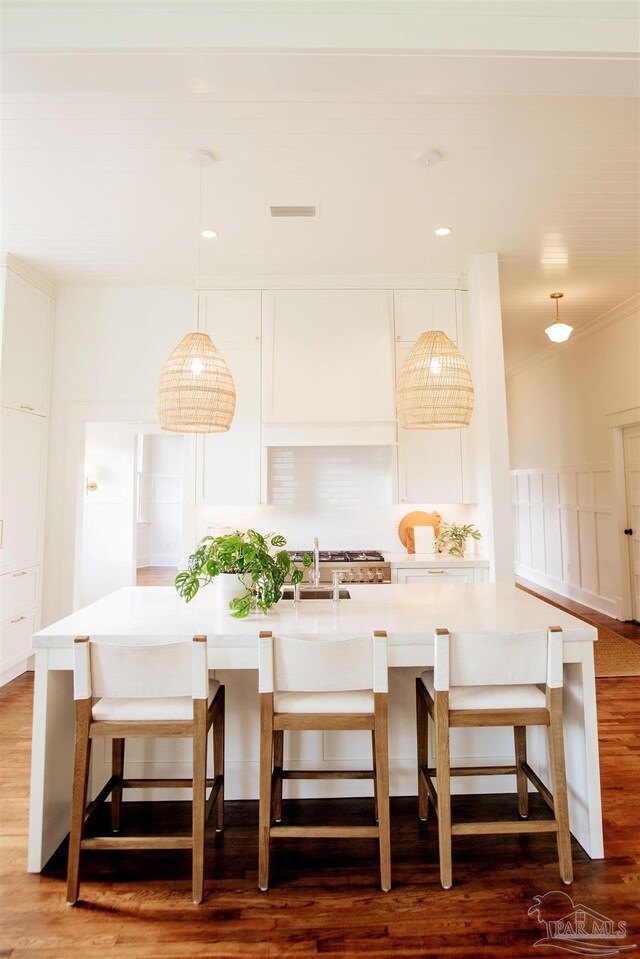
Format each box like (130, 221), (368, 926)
(215, 573), (248, 610)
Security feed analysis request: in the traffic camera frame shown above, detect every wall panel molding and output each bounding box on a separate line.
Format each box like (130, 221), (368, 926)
(511, 465), (622, 617)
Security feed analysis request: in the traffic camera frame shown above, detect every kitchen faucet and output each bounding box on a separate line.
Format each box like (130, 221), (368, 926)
(312, 537), (321, 587)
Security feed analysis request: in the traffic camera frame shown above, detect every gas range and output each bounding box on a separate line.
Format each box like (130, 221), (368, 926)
(287, 549), (391, 584)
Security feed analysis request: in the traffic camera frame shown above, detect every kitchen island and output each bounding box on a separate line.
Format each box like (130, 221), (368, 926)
(28, 582), (602, 871)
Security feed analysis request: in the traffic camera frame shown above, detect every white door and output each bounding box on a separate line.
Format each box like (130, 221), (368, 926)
(0, 408), (47, 572)
(623, 425), (640, 621)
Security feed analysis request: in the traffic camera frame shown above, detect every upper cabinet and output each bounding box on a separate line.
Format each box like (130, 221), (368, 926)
(262, 290), (396, 444)
(394, 290), (474, 504)
(1, 267), (54, 416)
(394, 290), (457, 343)
(195, 291), (262, 506)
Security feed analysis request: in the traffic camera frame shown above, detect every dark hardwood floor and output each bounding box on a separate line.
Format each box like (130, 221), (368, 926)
(1, 661), (639, 959)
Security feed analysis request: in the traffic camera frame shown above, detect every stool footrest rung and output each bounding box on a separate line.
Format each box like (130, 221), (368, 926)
(451, 820), (558, 836)
(81, 836), (193, 850)
(270, 825), (379, 839)
(280, 770), (374, 780)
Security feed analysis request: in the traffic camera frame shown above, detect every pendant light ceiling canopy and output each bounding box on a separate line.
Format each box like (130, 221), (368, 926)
(157, 151), (236, 434)
(545, 292), (573, 344)
(396, 151), (474, 430)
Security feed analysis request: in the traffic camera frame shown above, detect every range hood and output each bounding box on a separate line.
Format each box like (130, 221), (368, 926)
(262, 420), (398, 447)
(261, 289), (397, 446)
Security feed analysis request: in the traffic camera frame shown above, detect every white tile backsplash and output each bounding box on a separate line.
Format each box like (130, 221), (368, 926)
(197, 445), (479, 552)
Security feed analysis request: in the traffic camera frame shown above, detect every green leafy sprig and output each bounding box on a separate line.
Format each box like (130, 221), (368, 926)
(434, 522), (482, 558)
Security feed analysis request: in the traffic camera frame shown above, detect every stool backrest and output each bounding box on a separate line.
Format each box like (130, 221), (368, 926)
(433, 627), (564, 690)
(73, 635), (209, 700)
(258, 631), (388, 694)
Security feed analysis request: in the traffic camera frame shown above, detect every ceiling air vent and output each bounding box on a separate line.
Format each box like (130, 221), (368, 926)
(270, 205), (317, 218)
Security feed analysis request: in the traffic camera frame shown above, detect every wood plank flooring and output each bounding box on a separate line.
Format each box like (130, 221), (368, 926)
(1, 669), (639, 959)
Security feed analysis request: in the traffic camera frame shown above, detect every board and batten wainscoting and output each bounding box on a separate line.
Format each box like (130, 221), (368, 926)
(511, 466), (620, 617)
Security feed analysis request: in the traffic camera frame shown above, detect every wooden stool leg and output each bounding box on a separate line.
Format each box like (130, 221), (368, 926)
(547, 688), (573, 885)
(258, 693), (274, 891)
(273, 730), (284, 823)
(416, 679), (429, 821)
(66, 700), (92, 906)
(213, 686), (225, 833)
(434, 691), (452, 890)
(514, 726), (529, 819)
(192, 700), (208, 904)
(371, 730), (379, 823)
(374, 694), (391, 892)
(111, 738), (125, 833)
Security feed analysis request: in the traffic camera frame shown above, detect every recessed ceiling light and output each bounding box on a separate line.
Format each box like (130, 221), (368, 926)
(434, 227), (452, 236)
(201, 229), (218, 239)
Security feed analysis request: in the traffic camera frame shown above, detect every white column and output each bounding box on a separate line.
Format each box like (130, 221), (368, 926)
(466, 253), (514, 583)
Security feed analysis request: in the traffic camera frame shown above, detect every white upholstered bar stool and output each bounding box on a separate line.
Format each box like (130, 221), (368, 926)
(66, 635), (225, 905)
(415, 626), (572, 889)
(258, 630), (391, 892)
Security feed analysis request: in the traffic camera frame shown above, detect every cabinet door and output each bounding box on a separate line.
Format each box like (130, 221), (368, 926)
(396, 344), (464, 503)
(1, 271), (54, 416)
(263, 290), (395, 423)
(196, 342), (261, 506)
(394, 290), (457, 343)
(199, 290), (261, 342)
(395, 566), (474, 584)
(1, 409), (47, 572)
(0, 566), (40, 617)
(0, 606), (37, 678)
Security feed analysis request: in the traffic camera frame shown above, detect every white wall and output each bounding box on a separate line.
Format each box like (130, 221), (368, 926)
(144, 433), (183, 567)
(43, 286), (192, 625)
(506, 301), (640, 615)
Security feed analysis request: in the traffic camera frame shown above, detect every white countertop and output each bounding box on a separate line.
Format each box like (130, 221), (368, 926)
(34, 584), (596, 666)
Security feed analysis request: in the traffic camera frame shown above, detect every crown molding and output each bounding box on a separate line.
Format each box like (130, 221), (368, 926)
(0, 253), (56, 297)
(197, 272), (466, 290)
(506, 292), (640, 379)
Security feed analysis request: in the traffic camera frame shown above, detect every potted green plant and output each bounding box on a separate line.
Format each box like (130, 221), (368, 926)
(175, 530), (310, 618)
(434, 522), (482, 558)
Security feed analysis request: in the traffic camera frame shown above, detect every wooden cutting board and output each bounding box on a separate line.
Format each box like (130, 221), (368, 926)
(398, 511), (441, 549)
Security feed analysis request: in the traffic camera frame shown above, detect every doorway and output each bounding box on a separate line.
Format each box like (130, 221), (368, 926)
(78, 424), (183, 606)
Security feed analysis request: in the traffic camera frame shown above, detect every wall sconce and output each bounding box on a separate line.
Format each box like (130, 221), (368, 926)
(85, 465), (98, 493)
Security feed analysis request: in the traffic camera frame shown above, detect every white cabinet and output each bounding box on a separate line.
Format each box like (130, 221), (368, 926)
(392, 564), (488, 584)
(0, 408), (47, 572)
(262, 289), (396, 429)
(393, 290), (457, 343)
(394, 290), (472, 504)
(1, 268), (54, 416)
(195, 292), (262, 506)
(0, 258), (53, 685)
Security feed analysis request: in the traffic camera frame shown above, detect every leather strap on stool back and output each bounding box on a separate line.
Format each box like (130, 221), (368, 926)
(258, 633), (388, 694)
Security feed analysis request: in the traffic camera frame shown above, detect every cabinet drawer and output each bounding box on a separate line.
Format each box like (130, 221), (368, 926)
(0, 606), (37, 673)
(395, 566), (474, 584)
(0, 566), (40, 615)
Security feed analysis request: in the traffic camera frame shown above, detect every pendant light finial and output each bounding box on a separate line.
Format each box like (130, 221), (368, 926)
(157, 151), (236, 433)
(545, 292), (573, 343)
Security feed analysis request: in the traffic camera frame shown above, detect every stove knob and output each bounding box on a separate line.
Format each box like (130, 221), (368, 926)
(375, 569), (383, 582)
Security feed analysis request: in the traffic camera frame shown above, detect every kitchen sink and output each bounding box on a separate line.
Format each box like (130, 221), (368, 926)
(280, 587), (351, 600)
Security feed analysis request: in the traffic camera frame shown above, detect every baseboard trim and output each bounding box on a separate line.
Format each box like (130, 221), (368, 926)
(514, 564), (618, 618)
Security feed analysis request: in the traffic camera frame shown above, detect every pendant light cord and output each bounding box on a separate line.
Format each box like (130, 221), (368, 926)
(425, 156), (434, 327)
(195, 158), (204, 333)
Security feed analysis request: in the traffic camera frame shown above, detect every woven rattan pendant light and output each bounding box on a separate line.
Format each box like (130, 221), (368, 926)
(157, 151), (236, 433)
(396, 152), (474, 430)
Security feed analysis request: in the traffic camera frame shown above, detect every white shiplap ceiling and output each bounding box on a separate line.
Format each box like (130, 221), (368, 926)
(1, 1), (639, 369)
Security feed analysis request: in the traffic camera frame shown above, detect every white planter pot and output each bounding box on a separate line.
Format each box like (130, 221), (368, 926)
(215, 573), (249, 610)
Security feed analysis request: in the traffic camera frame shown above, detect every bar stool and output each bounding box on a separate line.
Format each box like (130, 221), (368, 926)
(415, 626), (572, 889)
(66, 634), (225, 905)
(258, 629), (391, 892)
